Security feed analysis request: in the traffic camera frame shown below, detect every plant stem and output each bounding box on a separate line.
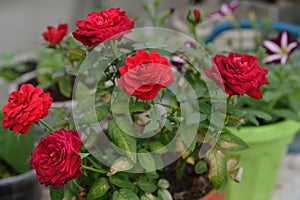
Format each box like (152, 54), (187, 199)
(39, 119), (55, 132)
(109, 41), (118, 59)
(58, 43), (74, 68)
(82, 165), (107, 174)
(72, 179), (84, 189)
(192, 26), (200, 44)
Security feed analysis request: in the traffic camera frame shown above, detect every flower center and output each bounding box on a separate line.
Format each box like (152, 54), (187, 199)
(280, 48), (288, 55)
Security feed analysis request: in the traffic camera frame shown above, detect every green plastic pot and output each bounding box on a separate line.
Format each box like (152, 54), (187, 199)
(225, 120), (300, 200)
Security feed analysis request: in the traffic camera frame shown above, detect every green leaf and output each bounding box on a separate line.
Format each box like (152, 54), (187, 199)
(74, 82), (95, 104)
(107, 156), (134, 176)
(157, 189), (172, 200)
(138, 150), (156, 171)
(226, 155), (240, 171)
(67, 181), (79, 197)
(209, 112), (226, 129)
(206, 149), (227, 193)
(68, 48), (86, 60)
(111, 101), (129, 114)
(149, 141), (168, 154)
(143, 120), (160, 134)
(151, 154), (164, 170)
(178, 123), (197, 152)
(246, 115), (259, 126)
(149, 110), (162, 121)
(194, 160), (207, 174)
(157, 179), (170, 189)
(271, 109), (300, 121)
(164, 119), (173, 131)
(52, 68), (65, 79)
(87, 178), (110, 200)
(129, 101), (150, 113)
(79, 153), (90, 159)
(186, 112), (201, 126)
(109, 173), (135, 189)
(138, 176), (157, 193)
(113, 189), (139, 200)
(141, 194), (157, 200)
(79, 105), (109, 125)
(50, 186), (64, 200)
(108, 121), (136, 160)
(245, 110), (272, 121)
(217, 131), (249, 151)
(145, 171), (159, 179)
(0, 112), (33, 173)
(58, 77), (72, 98)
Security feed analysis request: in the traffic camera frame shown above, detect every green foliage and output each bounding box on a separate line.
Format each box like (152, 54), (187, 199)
(112, 189), (139, 200)
(5, 1), (300, 199)
(58, 76), (72, 98)
(87, 178), (110, 200)
(157, 179), (170, 189)
(138, 176), (157, 193)
(137, 150), (156, 172)
(108, 121), (136, 161)
(108, 156), (134, 176)
(149, 141), (168, 154)
(79, 105), (109, 125)
(0, 112), (33, 173)
(217, 131), (249, 151)
(194, 160), (208, 174)
(157, 189), (172, 200)
(207, 149), (227, 193)
(109, 173), (135, 189)
(50, 186), (64, 200)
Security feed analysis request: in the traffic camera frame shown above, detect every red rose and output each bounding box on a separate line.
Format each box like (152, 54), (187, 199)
(118, 50), (174, 100)
(72, 8), (134, 47)
(42, 23), (68, 45)
(2, 84), (52, 134)
(205, 52), (268, 99)
(193, 9), (201, 24)
(30, 129), (83, 189)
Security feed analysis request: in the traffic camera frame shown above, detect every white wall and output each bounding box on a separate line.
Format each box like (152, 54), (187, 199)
(0, 0), (95, 53)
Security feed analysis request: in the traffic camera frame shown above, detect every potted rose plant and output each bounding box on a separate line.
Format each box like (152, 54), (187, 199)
(199, 6), (300, 199)
(223, 30), (300, 200)
(1, 2), (276, 200)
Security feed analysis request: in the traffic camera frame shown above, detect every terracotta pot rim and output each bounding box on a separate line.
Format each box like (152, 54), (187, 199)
(200, 189), (225, 200)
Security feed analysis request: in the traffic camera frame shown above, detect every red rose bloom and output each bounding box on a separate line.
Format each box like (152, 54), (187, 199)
(205, 52), (268, 99)
(2, 84), (52, 134)
(193, 9), (201, 24)
(42, 23), (68, 45)
(72, 8), (134, 46)
(118, 50), (174, 100)
(30, 129), (83, 189)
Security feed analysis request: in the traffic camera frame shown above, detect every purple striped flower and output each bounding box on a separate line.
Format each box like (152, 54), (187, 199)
(263, 31), (299, 65)
(208, 1), (239, 21)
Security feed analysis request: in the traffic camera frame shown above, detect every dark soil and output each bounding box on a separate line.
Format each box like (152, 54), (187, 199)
(159, 162), (213, 200)
(0, 158), (19, 179)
